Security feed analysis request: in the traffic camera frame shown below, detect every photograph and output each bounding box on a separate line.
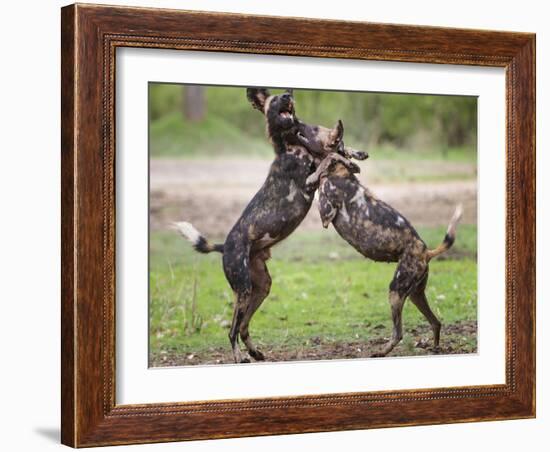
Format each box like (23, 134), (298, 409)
(148, 83), (478, 367)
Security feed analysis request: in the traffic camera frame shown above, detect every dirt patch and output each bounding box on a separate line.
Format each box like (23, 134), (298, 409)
(150, 158), (477, 236)
(150, 320), (477, 367)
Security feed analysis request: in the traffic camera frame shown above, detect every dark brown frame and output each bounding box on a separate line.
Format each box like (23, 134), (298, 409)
(61, 3), (536, 447)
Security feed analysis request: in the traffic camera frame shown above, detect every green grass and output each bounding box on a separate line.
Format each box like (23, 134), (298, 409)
(149, 226), (477, 358)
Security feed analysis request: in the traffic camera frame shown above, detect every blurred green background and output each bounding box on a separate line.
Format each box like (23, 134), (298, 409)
(149, 83), (477, 160)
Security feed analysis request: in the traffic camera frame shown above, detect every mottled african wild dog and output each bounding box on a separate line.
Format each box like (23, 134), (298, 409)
(299, 122), (463, 357)
(175, 88), (366, 363)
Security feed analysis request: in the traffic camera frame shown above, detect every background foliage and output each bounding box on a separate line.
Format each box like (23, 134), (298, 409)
(149, 84), (477, 158)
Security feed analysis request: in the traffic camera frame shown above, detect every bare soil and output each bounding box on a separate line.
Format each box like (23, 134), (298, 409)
(150, 158), (477, 236)
(150, 320), (477, 367)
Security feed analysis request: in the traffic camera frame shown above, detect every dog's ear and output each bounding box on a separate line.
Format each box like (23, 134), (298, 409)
(346, 161), (361, 174)
(285, 88), (294, 97)
(329, 119), (344, 145)
(247, 88), (271, 112)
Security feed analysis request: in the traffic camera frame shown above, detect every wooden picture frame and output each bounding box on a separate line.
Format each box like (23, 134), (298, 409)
(61, 3), (535, 447)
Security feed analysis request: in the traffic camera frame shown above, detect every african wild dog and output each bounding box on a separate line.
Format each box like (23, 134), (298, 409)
(299, 122), (463, 357)
(175, 88), (366, 363)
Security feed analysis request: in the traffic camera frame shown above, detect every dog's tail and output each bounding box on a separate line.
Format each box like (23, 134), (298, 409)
(426, 205), (463, 261)
(173, 222), (224, 254)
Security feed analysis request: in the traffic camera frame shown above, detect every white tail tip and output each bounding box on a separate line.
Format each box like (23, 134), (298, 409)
(172, 221), (201, 245)
(453, 204), (464, 223)
(447, 204), (463, 236)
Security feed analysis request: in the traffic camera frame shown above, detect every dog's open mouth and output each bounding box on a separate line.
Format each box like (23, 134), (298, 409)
(279, 102), (294, 120)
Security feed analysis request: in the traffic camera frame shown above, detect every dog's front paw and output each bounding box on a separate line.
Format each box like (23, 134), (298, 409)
(345, 148), (369, 161)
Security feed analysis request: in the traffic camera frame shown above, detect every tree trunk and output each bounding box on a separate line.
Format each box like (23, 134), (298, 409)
(183, 86), (206, 122)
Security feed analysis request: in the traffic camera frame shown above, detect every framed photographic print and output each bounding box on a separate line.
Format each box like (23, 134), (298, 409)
(61, 3), (535, 447)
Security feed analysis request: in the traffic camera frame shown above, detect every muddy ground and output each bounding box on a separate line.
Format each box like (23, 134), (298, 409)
(150, 158), (477, 236)
(150, 320), (477, 367)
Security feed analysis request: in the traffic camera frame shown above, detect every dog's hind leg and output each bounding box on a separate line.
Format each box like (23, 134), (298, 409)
(409, 275), (441, 347)
(229, 290), (251, 363)
(239, 249), (272, 361)
(372, 290), (406, 357)
(223, 239), (253, 363)
(372, 255), (425, 357)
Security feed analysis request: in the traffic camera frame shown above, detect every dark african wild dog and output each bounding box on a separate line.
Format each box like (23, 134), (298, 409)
(299, 122), (463, 357)
(175, 88), (367, 363)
